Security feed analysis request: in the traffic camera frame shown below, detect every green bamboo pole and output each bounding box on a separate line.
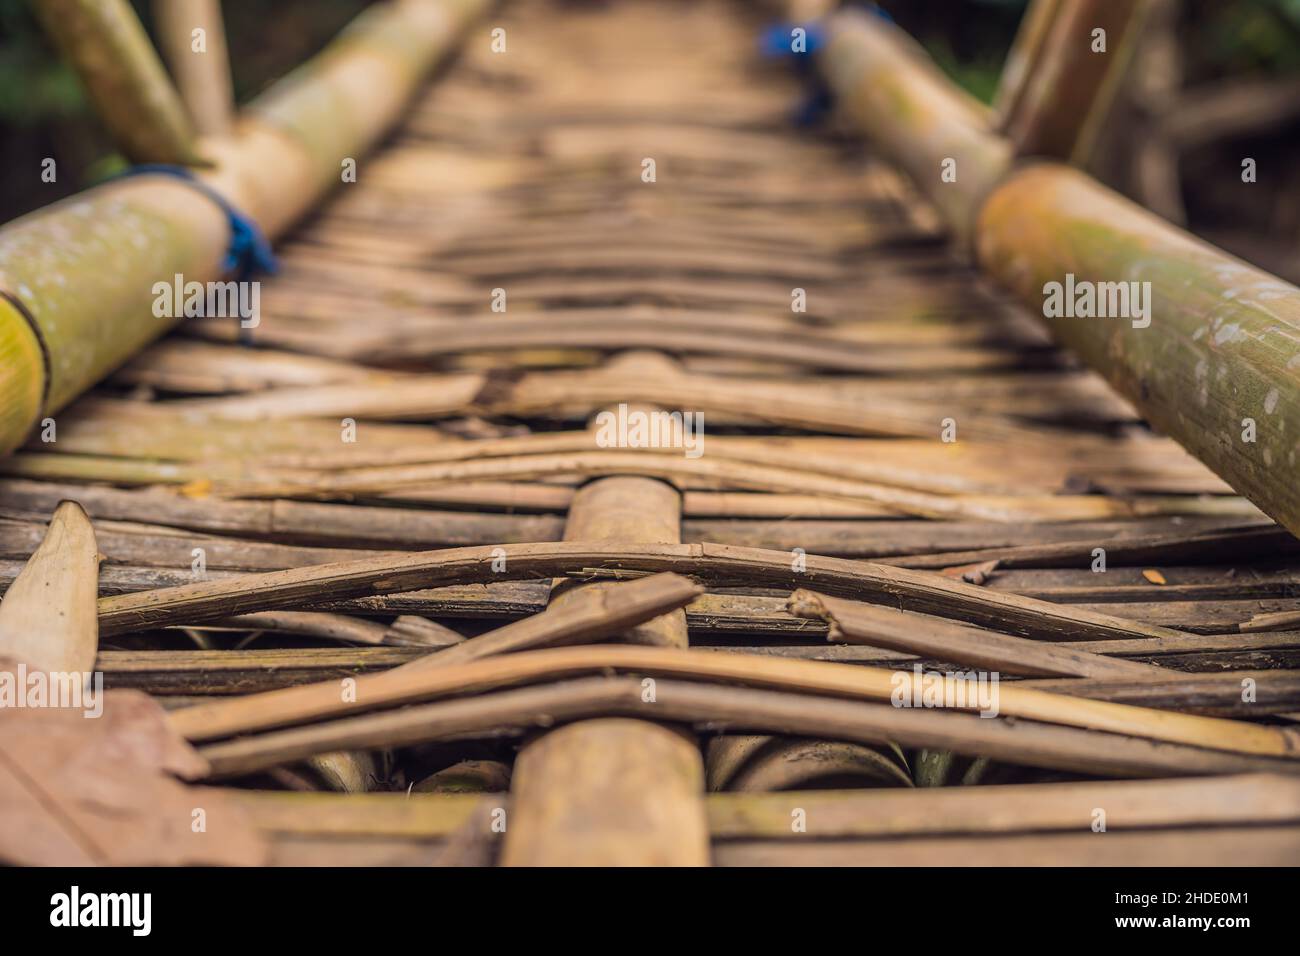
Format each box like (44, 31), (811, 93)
(817, 9), (1300, 538)
(28, 0), (206, 165)
(0, 298), (45, 451)
(820, 11), (1012, 246)
(153, 0), (235, 137)
(999, 0), (1150, 164)
(990, 0), (1062, 130)
(976, 165), (1300, 535)
(0, 0), (488, 457)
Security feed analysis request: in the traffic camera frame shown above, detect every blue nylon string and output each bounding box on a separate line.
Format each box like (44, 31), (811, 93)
(112, 164), (279, 280)
(759, 4), (893, 127)
(759, 22), (826, 58)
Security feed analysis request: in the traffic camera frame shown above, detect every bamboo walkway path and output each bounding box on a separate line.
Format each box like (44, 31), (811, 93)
(3, 0), (1300, 866)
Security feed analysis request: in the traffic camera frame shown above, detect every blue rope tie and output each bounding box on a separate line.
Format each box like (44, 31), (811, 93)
(759, 23), (831, 127)
(759, 4), (893, 127)
(759, 22), (826, 58)
(113, 164), (279, 281)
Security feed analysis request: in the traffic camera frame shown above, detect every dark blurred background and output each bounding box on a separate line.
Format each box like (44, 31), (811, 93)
(2, 0), (1299, 279)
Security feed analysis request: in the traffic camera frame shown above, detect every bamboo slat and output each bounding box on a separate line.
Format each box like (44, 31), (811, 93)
(4, 0), (1299, 868)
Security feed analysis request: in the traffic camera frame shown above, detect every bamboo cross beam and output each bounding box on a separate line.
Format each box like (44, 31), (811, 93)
(817, 8), (1300, 539)
(0, 0), (489, 457)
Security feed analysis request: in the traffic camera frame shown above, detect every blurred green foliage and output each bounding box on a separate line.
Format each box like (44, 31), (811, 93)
(0, 0), (372, 218)
(880, 0), (1025, 103)
(1186, 0), (1300, 77)
(0, 0), (84, 124)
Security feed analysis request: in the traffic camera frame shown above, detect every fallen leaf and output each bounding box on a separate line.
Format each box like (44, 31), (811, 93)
(1142, 569), (1168, 585)
(0, 685), (267, 866)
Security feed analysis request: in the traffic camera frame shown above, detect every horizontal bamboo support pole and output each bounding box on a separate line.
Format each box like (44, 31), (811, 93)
(0, 179), (229, 416)
(30, 0), (204, 165)
(0, 0), (487, 457)
(818, 9), (1300, 538)
(976, 166), (1300, 536)
(819, 10), (1012, 245)
(0, 298), (45, 451)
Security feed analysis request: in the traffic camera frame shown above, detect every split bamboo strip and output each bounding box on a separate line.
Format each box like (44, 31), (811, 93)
(396, 572), (703, 670)
(715, 827), (1300, 866)
(96, 649), (1300, 710)
(228, 773), (1300, 840)
(194, 676), (1300, 780)
(95, 541), (1192, 643)
(166, 644), (1300, 759)
(206, 612), (414, 647)
(708, 772), (1300, 838)
(789, 590), (1164, 679)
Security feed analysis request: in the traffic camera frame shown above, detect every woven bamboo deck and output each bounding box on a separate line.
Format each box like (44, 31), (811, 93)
(3, 0), (1299, 867)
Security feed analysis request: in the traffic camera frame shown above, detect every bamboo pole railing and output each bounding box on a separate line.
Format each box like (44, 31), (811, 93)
(30, 0), (206, 166)
(990, 0), (1062, 130)
(154, 0), (235, 137)
(0, 0), (488, 458)
(998, 0), (1150, 164)
(818, 8), (1300, 539)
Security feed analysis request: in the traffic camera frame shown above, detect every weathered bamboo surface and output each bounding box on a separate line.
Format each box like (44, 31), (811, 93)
(2, 0), (1299, 867)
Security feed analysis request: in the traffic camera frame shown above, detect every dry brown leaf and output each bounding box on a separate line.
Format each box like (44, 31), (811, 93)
(0, 686), (267, 866)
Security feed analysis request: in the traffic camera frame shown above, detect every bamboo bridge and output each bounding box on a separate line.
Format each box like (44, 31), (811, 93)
(1, 0), (1299, 867)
